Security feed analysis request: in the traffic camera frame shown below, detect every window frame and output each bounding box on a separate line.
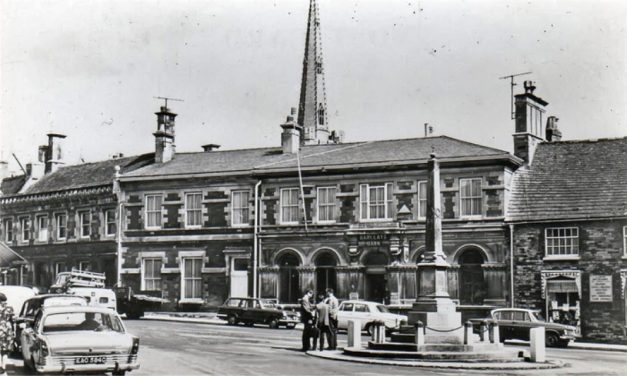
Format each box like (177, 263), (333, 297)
(141, 258), (163, 291)
(231, 190), (250, 227)
(544, 227), (580, 259)
(36, 215), (49, 242)
(280, 187), (300, 225)
(316, 186), (337, 223)
(145, 194), (163, 230)
(78, 261), (91, 271)
(78, 210), (91, 239)
(54, 212), (67, 241)
(417, 180), (427, 220)
(104, 208), (116, 237)
(20, 216), (31, 243)
(184, 192), (203, 229)
(459, 178), (483, 219)
(3, 218), (13, 243)
(181, 257), (203, 300)
(359, 182), (394, 221)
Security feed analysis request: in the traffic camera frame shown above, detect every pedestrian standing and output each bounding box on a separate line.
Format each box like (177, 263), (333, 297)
(0, 293), (14, 369)
(315, 294), (332, 351)
(299, 289), (314, 351)
(325, 288), (339, 350)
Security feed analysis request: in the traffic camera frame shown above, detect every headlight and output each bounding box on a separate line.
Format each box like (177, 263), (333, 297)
(131, 338), (140, 355)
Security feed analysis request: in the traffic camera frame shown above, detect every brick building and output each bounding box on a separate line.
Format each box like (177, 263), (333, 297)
(509, 132), (627, 342)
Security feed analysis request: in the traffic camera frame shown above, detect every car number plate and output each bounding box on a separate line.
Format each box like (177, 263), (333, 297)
(74, 356), (107, 364)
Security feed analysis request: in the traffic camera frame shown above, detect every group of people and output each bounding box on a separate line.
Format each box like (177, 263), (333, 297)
(299, 288), (339, 352)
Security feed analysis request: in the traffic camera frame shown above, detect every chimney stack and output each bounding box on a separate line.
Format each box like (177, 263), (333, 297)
(281, 108), (302, 154)
(513, 81), (548, 164)
(45, 133), (66, 173)
(26, 162), (45, 180)
(154, 106), (177, 163)
(201, 144), (221, 152)
(545, 116), (562, 142)
(0, 160), (8, 182)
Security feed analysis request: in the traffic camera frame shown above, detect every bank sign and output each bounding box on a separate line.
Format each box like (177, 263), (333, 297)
(589, 275), (613, 302)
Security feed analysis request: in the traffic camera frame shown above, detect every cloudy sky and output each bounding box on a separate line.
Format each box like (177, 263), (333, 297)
(1, 0), (625, 174)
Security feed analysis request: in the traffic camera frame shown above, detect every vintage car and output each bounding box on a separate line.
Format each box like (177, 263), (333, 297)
(20, 306), (139, 375)
(14, 294), (88, 351)
(471, 308), (579, 347)
(217, 297), (300, 329)
(337, 300), (407, 335)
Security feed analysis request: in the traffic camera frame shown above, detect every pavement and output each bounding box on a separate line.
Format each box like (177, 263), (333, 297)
(143, 311), (627, 353)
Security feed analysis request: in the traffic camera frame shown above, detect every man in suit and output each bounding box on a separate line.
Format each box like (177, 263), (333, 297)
(315, 294), (332, 351)
(325, 288), (339, 350)
(300, 290), (314, 351)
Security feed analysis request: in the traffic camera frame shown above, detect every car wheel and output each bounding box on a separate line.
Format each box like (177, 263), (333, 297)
(545, 332), (560, 347)
(268, 319), (279, 329)
(556, 339), (570, 348)
(227, 315), (238, 325)
(365, 323), (374, 336)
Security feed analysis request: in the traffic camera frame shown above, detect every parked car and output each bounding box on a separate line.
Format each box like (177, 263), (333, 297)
(114, 286), (170, 319)
(68, 287), (117, 311)
(0, 285), (37, 314)
(470, 308), (579, 347)
(337, 300), (407, 335)
(217, 297), (300, 329)
(14, 294), (88, 349)
(19, 305), (139, 375)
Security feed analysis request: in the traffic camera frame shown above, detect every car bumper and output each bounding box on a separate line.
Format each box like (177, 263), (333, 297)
(35, 354), (139, 374)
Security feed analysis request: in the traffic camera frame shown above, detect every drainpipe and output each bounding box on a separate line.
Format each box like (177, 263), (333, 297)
(509, 223), (515, 308)
(253, 180), (262, 299)
(117, 202), (124, 287)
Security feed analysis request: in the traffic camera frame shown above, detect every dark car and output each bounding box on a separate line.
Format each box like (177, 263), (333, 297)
(217, 297), (300, 329)
(471, 308), (579, 347)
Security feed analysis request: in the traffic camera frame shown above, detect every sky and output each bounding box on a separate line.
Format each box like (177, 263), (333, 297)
(1, 0), (625, 175)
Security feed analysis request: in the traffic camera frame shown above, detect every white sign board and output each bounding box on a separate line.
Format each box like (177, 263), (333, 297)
(589, 275), (612, 302)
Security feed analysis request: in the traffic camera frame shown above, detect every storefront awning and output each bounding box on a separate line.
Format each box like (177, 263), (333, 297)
(547, 280), (578, 293)
(0, 242), (27, 268)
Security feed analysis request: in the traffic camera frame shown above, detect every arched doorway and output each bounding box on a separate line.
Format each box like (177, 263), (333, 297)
(315, 252), (337, 295)
(277, 253), (300, 304)
(363, 251), (388, 304)
(458, 248), (486, 305)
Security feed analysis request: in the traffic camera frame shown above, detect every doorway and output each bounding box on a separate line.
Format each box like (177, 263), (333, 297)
(459, 248), (486, 305)
(230, 258), (249, 298)
(278, 253), (300, 303)
(315, 252), (337, 295)
(363, 250), (388, 303)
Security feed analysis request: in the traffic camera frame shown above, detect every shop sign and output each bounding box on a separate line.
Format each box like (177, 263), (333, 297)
(589, 275), (613, 302)
(358, 234), (388, 246)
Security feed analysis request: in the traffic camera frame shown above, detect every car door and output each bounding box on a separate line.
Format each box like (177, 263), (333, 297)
(495, 311), (513, 340)
(509, 311), (528, 340)
(21, 311), (42, 363)
(337, 302), (354, 330)
(352, 303), (371, 330)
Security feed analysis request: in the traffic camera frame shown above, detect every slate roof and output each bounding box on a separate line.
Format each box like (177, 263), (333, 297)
(122, 136), (515, 179)
(508, 137), (627, 222)
(0, 174), (27, 195)
(12, 154), (153, 196)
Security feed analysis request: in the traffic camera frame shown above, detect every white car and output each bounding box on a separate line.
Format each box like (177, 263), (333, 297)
(337, 300), (407, 335)
(20, 306), (139, 375)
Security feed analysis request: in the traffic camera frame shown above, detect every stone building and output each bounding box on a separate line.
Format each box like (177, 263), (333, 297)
(0, 133), (151, 288)
(509, 136), (627, 342)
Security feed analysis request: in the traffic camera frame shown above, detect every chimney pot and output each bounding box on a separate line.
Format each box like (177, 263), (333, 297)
(523, 80), (536, 94)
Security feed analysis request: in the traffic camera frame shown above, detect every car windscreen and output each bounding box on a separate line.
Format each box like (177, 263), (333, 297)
(531, 311), (545, 322)
(376, 305), (390, 313)
(42, 312), (124, 333)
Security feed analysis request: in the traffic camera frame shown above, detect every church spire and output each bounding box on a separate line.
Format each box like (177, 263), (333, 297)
(297, 0), (334, 145)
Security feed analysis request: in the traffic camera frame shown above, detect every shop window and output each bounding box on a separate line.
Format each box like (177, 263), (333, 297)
(142, 258), (162, 291)
(145, 194), (163, 229)
(182, 257), (203, 299)
(78, 211), (91, 238)
(317, 187), (336, 223)
(185, 192), (202, 228)
(105, 209), (116, 236)
(545, 227), (579, 257)
(460, 178), (482, 218)
(280, 188), (299, 224)
(231, 191), (250, 226)
(3, 218), (13, 242)
(360, 183), (394, 220)
(546, 277), (580, 329)
(55, 213), (66, 240)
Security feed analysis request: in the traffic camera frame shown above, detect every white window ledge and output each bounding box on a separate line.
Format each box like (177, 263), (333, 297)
(179, 298), (204, 304)
(543, 255), (580, 261)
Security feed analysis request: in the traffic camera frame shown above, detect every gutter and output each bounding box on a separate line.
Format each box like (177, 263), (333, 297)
(509, 223), (515, 308)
